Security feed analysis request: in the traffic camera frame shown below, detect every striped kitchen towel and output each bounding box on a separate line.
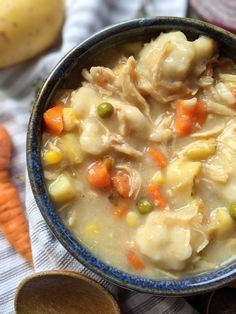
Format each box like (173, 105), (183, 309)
(0, 0), (197, 313)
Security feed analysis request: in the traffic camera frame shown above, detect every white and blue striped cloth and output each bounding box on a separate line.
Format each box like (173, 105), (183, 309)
(0, 0), (198, 313)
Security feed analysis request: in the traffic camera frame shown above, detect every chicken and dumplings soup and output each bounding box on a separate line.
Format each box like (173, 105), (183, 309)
(41, 31), (236, 278)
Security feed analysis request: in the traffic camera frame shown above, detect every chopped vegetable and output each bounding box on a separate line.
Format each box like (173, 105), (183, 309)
(60, 133), (84, 164)
(48, 174), (76, 203)
(175, 99), (207, 136)
(84, 223), (100, 240)
(229, 203), (236, 220)
(147, 147), (167, 168)
(87, 161), (111, 189)
(166, 160), (201, 187)
(126, 212), (140, 227)
(136, 197), (153, 214)
(112, 175), (130, 198)
(43, 150), (63, 165)
(97, 102), (114, 118)
(147, 183), (166, 208)
(0, 126), (32, 264)
(210, 207), (235, 238)
(127, 250), (144, 270)
(113, 199), (130, 219)
(62, 108), (78, 131)
(43, 105), (63, 135)
(185, 139), (216, 160)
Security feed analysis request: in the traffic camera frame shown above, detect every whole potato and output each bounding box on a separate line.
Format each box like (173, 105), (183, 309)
(0, 0), (64, 68)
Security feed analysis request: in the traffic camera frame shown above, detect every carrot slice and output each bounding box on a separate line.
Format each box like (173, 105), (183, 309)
(87, 161), (111, 189)
(147, 147), (167, 168)
(0, 126), (32, 264)
(175, 99), (207, 136)
(127, 250), (144, 270)
(43, 105), (63, 135)
(147, 183), (166, 208)
(112, 175), (130, 198)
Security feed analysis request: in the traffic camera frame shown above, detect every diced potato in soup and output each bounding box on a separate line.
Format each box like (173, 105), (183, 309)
(41, 31), (236, 279)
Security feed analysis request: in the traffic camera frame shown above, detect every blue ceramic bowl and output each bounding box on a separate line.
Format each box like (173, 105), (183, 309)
(27, 17), (236, 296)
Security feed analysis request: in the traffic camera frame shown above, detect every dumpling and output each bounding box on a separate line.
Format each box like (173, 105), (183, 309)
(135, 200), (208, 271)
(71, 86), (101, 118)
(80, 118), (110, 155)
(116, 103), (151, 139)
(137, 31), (216, 102)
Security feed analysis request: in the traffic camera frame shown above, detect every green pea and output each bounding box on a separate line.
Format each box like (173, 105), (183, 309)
(97, 102), (114, 118)
(136, 198), (153, 215)
(229, 203), (236, 220)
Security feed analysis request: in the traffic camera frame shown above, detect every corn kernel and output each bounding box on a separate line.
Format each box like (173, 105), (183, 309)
(63, 108), (78, 131)
(152, 171), (165, 184)
(84, 223), (100, 239)
(44, 150), (63, 165)
(48, 174), (76, 203)
(185, 139), (216, 160)
(126, 212), (140, 227)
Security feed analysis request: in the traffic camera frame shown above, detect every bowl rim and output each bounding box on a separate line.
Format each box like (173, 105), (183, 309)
(27, 16), (236, 296)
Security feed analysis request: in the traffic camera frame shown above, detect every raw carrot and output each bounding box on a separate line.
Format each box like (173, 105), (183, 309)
(112, 175), (130, 198)
(0, 126), (32, 264)
(147, 183), (166, 208)
(87, 161), (111, 189)
(43, 104), (63, 135)
(127, 250), (144, 270)
(113, 199), (130, 219)
(147, 147), (167, 168)
(175, 99), (207, 136)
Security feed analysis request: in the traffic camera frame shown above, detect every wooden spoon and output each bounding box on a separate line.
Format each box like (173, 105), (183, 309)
(14, 270), (120, 314)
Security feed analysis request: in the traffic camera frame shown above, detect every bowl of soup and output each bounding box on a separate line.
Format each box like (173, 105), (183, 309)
(27, 17), (236, 295)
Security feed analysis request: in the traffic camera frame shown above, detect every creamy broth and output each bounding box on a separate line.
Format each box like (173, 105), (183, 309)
(41, 31), (236, 279)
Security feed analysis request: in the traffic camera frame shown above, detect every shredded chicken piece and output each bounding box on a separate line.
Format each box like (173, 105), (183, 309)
(110, 134), (142, 158)
(120, 57), (150, 117)
(202, 164), (229, 183)
(116, 164), (142, 199)
(191, 227), (209, 253)
(137, 76), (167, 103)
(207, 100), (236, 116)
(150, 114), (173, 142)
(82, 67), (120, 96)
(80, 118), (142, 158)
(191, 125), (224, 139)
(219, 73), (236, 82)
